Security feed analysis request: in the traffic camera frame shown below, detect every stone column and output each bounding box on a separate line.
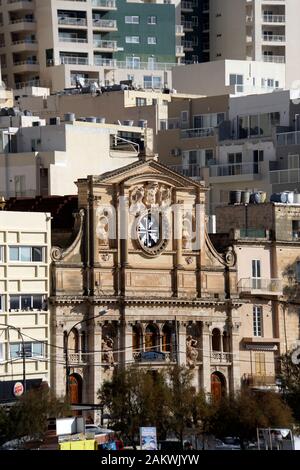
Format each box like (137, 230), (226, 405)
(177, 320), (187, 365)
(125, 321), (133, 365)
(53, 321), (66, 398)
(90, 320), (102, 405)
(230, 321), (241, 393)
(202, 321), (212, 394)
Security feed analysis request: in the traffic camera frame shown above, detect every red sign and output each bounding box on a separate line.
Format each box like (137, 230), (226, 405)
(13, 382), (24, 397)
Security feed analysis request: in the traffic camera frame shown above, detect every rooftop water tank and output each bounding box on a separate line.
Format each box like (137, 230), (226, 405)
(64, 113), (75, 122)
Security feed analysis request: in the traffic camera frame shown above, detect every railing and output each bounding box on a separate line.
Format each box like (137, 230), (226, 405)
(239, 229), (267, 239)
(92, 19), (117, 28)
(238, 278), (282, 294)
(181, 127), (214, 139)
(59, 36), (88, 43)
(262, 14), (285, 23)
(277, 131), (300, 146)
(58, 17), (87, 26)
(91, 0), (116, 8)
(262, 34), (286, 42)
(60, 56), (89, 65)
(263, 55), (285, 63)
(67, 353), (88, 365)
(133, 351), (176, 363)
(93, 39), (117, 50)
(210, 352), (232, 363)
(169, 164), (204, 179)
(269, 168), (300, 185)
(209, 162), (260, 178)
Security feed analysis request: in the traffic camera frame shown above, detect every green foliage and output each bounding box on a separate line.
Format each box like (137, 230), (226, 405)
(0, 387), (71, 443)
(279, 352), (300, 422)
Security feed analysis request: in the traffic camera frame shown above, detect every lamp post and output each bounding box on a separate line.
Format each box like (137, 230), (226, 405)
(65, 309), (108, 397)
(0, 323), (26, 394)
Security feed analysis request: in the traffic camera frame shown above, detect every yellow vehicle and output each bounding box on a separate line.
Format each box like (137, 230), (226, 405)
(59, 439), (98, 450)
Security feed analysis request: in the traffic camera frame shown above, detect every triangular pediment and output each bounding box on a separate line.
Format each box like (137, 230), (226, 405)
(89, 157), (208, 190)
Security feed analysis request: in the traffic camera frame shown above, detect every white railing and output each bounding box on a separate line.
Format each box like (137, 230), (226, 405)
(263, 55), (285, 63)
(93, 39), (117, 50)
(60, 56), (89, 65)
(269, 168), (300, 185)
(277, 131), (300, 146)
(262, 14), (285, 23)
(238, 278), (282, 294)
(92, 19), (117, 28)
(67, 353), (88, 364)
(59, 36), (88, 43)
(181, 127), (215, 138)
(262, 34), (286, 42)
(91, 0), (116, 8)
(58, 17), (87, 26)
(169, 164), (204, 179)
(209, 162), (260, 177)
(211, 352), (232, 363)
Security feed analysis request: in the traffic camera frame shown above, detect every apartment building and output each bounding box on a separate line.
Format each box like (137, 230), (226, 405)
(0, 62), (13, 107)
(0, 117), (149, 198)
(158, 89), (296, 214)
(214, 202), (300, 387)
(0, 0), (183, 91)
(172, 59), (286, 97)
(0, 210), (51, 403)
(196, 0), (300, 88)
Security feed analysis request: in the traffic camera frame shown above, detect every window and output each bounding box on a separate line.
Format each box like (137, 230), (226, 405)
(147, 37), (157, 45)
(253, 150), (264, 162)
(9, 295), (46, 311)
(10, 342), (44, 359)
(255, 352), (266, 376)
(292, 221), (300, 240)
(252, 259), (261, 289)
(125, 36), (140, 44)
(0, 295), (4, 312)
(9, 246), (44, 262)
(136, 97), (147, 106)
(143, 76), (162, 89)
(126, 56), (140, 68)
(229, 74), (244, 92)
(0, 246), (3, 262)
(253, 306), (263, 337)
(181, 111), (189, 123)
(0, 343), (3, 362)
(148, 16), (157, 25)
(125, 16), (139, 24)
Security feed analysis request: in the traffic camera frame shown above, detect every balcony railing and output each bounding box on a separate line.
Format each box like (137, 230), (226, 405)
(277, 131), (300, 146)
(67, 353), (88, 365)
(262, 34), (286, 42)
(92, 19), (117, 28)
(181, 127), (214, 139)
(93, 39), (117, 50)
(238, 278), (282, 295)
(58, 17), (87, 26)
(209, 162), (260, 178)
(133, 351), (177, 363)
(263, 55), (285, 63)
(169, 164), (204, 179)
(262, 14), (285, 23)
(210, 352), (232, 363)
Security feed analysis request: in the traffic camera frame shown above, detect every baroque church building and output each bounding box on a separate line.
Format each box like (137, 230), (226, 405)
(50, 154), (243, 408)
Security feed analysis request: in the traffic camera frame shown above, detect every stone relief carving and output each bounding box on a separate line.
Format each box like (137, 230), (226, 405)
(129, 182), (172, 214)
(51, 209), (85, 262)
(102, 337), (115, 368)
(224, 246), (236, 267)
(186, 335), (199, 368)
(182, 213), (195, 250)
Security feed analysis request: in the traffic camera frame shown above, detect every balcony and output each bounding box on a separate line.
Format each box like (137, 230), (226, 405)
(58, 17), (87, 27)
(262, 54), (285, 63)
(209, 162), (261, 182)
(91, 0), (117, 10)
(92, 19), (117, 31)
(262, 34), (286, 43)
(181, 127), (214, 139)
(67, 353), (88, 365)
(93, 39), (118, 51)
(169, 164), (204, 180)
(176, 25), (184, 36)
(238, 278), (282, 296)
(262, 14), (285, 24)
(133, 351), (177, 364)
(181, 1), (194, 12)
(210, 352), (232, 364)
(270, 168), (300, 185)
(176, 45), (184, 57)
(277, 131), (300, 146)
(60, 56), (89, 65)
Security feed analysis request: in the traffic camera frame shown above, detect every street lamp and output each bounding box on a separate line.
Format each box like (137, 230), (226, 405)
(0, 323), (26, 394)
(65, 309), (108, 396)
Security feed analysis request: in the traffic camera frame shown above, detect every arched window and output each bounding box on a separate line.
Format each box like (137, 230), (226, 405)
(145, 324), (159, 352)
(212, 328), (221, 352)
(132, 325), (142, 352)
(162, 324), (172, 352)
(68, 329), (79, 353)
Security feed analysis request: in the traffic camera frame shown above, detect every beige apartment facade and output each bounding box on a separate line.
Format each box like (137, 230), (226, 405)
(215, 202), (300, 385)
(0, 210), (51, 402)
(0, 0), (180, 91)
(208, 0), (300, 88)
(0, 119), (149, 198)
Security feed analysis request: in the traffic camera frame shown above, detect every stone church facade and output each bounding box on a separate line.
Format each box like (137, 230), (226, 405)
(50, 154), (243, 408)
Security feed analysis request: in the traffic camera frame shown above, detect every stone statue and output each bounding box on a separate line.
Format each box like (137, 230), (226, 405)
(102, 337), (115, 367)
(130, 185), (146, 213)
(145, 182), (159, 206)
(182, 218), (192, 250)
(159, 185), (172, 209)
(186, 335), (198, 368)
(96, 216), (109, 245)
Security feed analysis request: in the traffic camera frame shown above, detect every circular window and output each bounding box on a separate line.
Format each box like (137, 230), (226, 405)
(136, 210), (168, 256)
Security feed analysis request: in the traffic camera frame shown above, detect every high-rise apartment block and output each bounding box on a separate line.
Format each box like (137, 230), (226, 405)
(0, 0), (183, 91)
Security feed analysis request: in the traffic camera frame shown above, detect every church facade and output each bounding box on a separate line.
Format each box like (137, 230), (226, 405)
(50, 155), (244, 408)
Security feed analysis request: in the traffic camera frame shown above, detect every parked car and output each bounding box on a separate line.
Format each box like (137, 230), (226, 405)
(214, 438), (240, 450)
(85, 425), (115, 436)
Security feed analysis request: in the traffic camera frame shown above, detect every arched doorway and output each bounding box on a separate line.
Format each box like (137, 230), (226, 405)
(211, 372), (226, 401)
(69, 373), (83, 405)
(132, 324), (143, 353)
(68, 329), (79, 353)
(145, 324), (159, 352)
